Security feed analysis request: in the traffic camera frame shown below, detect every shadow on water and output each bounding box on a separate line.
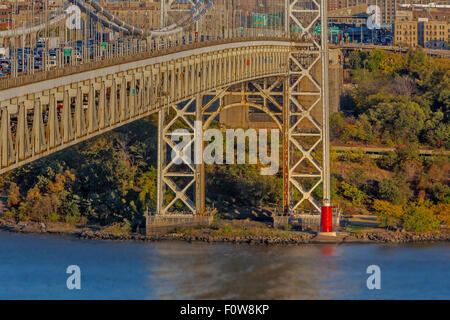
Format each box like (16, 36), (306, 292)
(149, 243), (376, 299)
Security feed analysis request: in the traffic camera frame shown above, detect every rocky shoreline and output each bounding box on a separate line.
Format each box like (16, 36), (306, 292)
(352, 230), (450, 243)
(78, 229), (450, 245)
(1, 219), (449, 245)
(78, 229), (317, 245)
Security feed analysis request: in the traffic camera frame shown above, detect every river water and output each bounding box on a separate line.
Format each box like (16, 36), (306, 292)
(0, 231), (448, 300)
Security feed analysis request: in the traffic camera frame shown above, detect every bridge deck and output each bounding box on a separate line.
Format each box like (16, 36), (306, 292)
(0, 39), (296, 174)
(0, 37), (292, 92)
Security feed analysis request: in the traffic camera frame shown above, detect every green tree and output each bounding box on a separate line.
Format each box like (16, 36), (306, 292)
(330, 112), (346, 140)
(373, 199), (404, 229)
(377, 177), (411, 205)
(367, 49), (388, 72)
(377, 151), (398, 170)
(6, 182), (20, 207)
(339, 181), (367, 206)
(348, 50), (362, 69)
(368, 101), (426, 144)
(427, 183), (450, 204)
(137, 168), (158, 212)
(354, 114), (374, 143)
(402, 202), (440, 232)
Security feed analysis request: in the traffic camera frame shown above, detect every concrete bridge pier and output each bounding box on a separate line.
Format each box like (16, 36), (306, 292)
(146, 214), (214, 235)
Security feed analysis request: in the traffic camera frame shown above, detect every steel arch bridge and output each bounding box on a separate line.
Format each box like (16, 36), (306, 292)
(0, 0), (333, 230)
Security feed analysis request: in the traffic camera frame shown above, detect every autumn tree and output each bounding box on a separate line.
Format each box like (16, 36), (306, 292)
(373, 199), (404, 229)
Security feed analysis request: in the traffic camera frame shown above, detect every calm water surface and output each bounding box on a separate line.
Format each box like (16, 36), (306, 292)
(0, 231), (448, 299)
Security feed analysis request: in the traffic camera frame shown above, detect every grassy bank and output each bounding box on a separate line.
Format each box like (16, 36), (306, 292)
(1, 215), (449, 246)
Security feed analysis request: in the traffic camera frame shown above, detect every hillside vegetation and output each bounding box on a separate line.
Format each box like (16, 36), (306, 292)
(336, 48), (449, 149)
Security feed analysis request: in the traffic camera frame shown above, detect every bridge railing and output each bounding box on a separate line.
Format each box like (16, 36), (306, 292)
(0, 35), (292, 91)
(1, 27), (289, 87)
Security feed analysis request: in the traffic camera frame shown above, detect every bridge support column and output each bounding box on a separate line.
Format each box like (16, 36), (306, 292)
(283, 0), (333, 232)
(156, 109), (166, 216)
(154, 98), (198, 217)
(319, 0), (335, 236)
(195, 95), (205, 216)
(282, 78), (290, 216)
(150, 99), (211, 234)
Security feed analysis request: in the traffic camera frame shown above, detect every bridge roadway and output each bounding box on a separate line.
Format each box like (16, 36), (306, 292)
(330, 44), (450, 58)
(0, 38), (295, 174)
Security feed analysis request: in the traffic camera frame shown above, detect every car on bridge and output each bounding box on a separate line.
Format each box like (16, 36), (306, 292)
(47, 60), (57, 69)
(34, 60), (42, 70)
(0, 58), (10, 68)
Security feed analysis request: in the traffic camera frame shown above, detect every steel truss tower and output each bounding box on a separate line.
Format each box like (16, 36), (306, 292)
(155, 0), (332, 228)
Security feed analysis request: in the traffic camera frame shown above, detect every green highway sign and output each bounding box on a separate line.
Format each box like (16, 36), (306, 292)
(252, 13), (268, 27)
(314, 25), (340, 35)
(291, 25), (302, 33)
(252, 12), (284, 28)
(330, 27), (340, 35)
(63, 48), (72, 57)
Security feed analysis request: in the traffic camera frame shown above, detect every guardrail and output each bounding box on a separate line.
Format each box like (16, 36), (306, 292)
(0, 36), (294, 91)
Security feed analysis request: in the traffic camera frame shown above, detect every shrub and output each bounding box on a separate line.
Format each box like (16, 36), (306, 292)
(340, 181), (367, 206)
(427, 183), (450, 204)
(49, 213), (60, 222)
(432, 204), (450, 226)
(3, 209), (16, 222)
(402, 202), (440, 232)
(103, 222), (132, 235)
(330, 112), (346, 140)
(377, 151), (398, 170)
(213, 224), (235, 236)
(7, 182), (20, 206)
(378, 178), (407, 205)
(354, 114), (374, 143)
(373, 200), (404, 229)
(338, 149), (367, 164)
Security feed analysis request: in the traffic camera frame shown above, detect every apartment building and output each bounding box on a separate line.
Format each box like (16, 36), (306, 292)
(0, 5), (11, 29)
(327, 0), (399, 25)
(395, 20), (419, 46)
(418, 19), (449, 48)
(395, 18), (449, 49)
(329, 1), (449, 26)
